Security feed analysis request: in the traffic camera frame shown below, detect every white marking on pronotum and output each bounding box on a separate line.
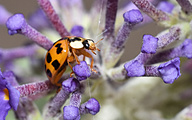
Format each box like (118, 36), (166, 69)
(69, 41), (83, 49)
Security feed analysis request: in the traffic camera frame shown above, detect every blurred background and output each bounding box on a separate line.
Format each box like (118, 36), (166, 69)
(2, 1), (191, 120)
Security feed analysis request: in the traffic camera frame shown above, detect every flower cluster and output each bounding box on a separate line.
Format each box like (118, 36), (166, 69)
(1, 0), (192, 120)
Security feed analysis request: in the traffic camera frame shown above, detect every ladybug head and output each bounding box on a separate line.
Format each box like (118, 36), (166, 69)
(83, 38), (103, 55)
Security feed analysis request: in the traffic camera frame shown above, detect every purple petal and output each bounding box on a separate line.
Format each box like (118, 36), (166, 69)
(0, 72), (6, 87)
(181, 39), (192, 58)
(123, 9), (143, 24)
(0, 69), (4, 80)
(3, 71), (18, 86)
(63, 106), (80, 120)
(141, 34), (158, 54)
(0, 88), (11, 120)
(73, 61), (91, 81)
(0, 69), (20, 119)
(6, 14), (25, 35)
(124, 60), (145, 77)
(157, 1), (174, 13)
(70, 25), (84, 37)
(6, 83), (20, 110)
(158, 57), (181, 84)
(85, 98), (100, 115)
(62, 77), (80, 93)
(3, 71), (20, 110)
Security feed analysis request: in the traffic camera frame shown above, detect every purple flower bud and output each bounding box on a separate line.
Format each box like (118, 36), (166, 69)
(124, 60), (145, 77)
(123, 9), (143, 24)
(0, 5), (12, 25)
(70, 25), (84, 37)
(141, 34), (158, 54)
(6, 13), (53, 50)
(157, 1), (174, 13)
(158, 57), (181, 84)
(85, 98), (100, 115)
(62, 77), (80, 93)
(6, 14), (25, 35)
(63, 106), (80, 120)
(73, 61), (91, 81)
(180, 39), (192, 59)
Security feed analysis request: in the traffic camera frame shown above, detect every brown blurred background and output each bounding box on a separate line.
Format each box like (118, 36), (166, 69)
(0, 0), (164, 62)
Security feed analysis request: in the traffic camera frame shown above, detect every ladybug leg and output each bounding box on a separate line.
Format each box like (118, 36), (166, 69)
(78, 49), (97, 73)
(67, 55), (75, 77)
(83, 55), (86, 61)
(67, 56), (75, 70)
(72, 48), (80, 64)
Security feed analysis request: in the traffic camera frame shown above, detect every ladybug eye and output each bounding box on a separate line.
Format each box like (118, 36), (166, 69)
(82, 40), (90, 49)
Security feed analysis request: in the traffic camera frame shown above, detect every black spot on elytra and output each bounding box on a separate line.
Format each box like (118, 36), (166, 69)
(46, 69), (52, 78)
(46, 53), (52, 63)
(55, 43), (61, 47)
(52, 60), (60, 70)
(55, 43), (63, 54)
(82, 40), (89, 49)
(68, 37), (82, 42)
(57, 61), (68, 74)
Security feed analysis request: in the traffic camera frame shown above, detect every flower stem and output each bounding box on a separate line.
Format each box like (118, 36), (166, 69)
(176, 0), (192, 14)
(6, 14), (53, 50)
(147, 39), (192, 64)
(104, 0), (118, 39)
(0, 44), (38, 63)
(157, 27), (181, 49)
(15, 80), (55, 97)
(131, 0), (169, 21)
(44, 87), (70, 118)
(145, 66), (159, 76)
(135, 26), (181, 65)
(70, 90), (82, 107)
(37, 0), (70, 37)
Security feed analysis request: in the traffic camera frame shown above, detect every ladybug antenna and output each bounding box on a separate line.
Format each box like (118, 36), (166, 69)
(95, 38), (103, 45)
(94, 37), (104, 52)
(94, 38), (102, 52)
(95, 28), (109, 40)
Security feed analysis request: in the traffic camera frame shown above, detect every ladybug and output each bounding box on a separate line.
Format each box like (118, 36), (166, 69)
(44, 36), (102, 86)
